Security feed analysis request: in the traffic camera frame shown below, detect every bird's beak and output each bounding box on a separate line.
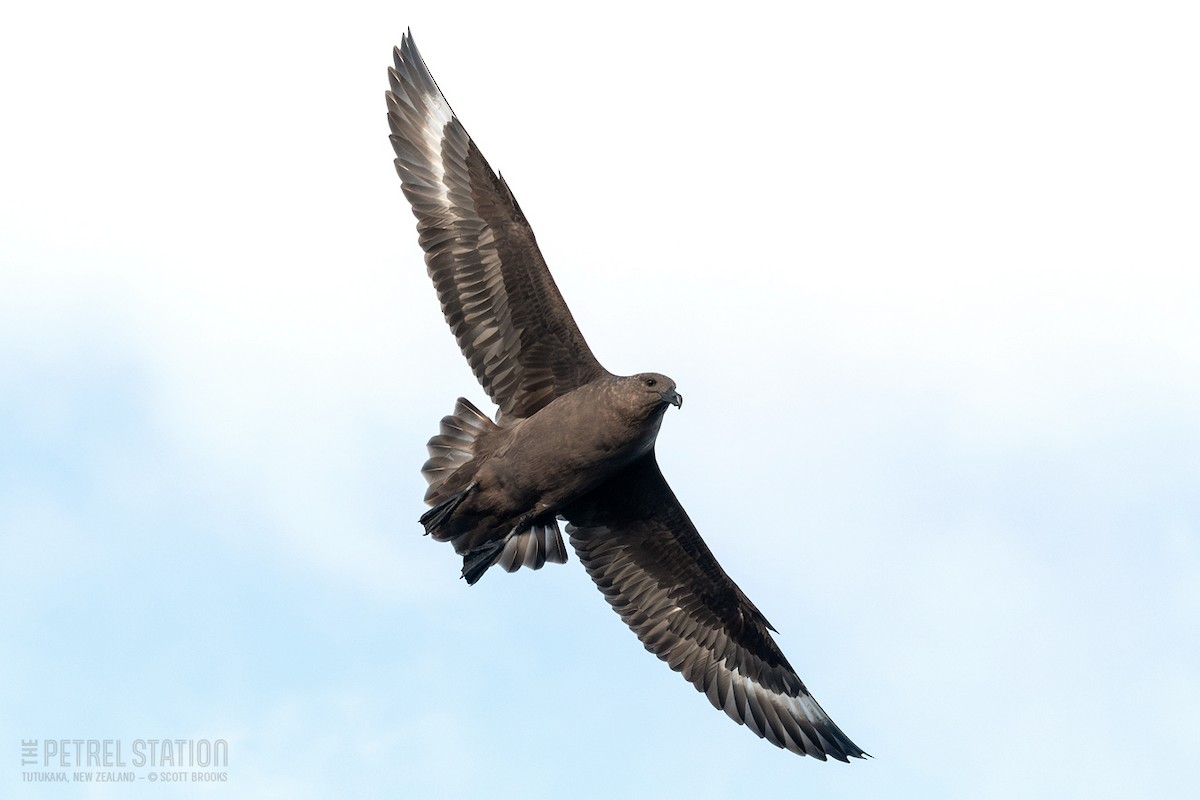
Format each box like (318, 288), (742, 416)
(661, 388), (683, 409)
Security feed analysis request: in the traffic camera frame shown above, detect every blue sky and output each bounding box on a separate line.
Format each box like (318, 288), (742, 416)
(3, 1), (1198, 797)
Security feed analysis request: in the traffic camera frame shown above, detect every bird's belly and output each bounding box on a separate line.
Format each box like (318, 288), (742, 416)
(484, 413), (652, 516)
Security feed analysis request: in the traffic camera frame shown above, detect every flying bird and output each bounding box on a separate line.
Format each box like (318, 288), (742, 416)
(385, 31), (866, 762)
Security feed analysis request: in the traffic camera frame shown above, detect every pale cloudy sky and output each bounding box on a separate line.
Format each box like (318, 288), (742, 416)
(3, 1), (1198, 797)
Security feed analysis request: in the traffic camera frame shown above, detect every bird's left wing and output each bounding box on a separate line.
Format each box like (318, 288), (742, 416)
(564, 455), (867, 761)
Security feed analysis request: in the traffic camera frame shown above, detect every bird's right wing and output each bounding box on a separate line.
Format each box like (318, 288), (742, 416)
(564, 455), (867, 761)
(387, 32), (608, 420)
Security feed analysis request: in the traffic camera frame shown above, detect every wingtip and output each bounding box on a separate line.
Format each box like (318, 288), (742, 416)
(394, 29), (418, 68)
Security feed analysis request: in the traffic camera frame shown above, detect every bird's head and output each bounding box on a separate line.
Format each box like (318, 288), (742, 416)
(630, 372), (682, 412)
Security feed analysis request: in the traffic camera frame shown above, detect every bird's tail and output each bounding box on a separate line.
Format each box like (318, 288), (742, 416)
(420, 398), (568, 583)
(458, 517), (568, 584)
(421, 397), (496, 508)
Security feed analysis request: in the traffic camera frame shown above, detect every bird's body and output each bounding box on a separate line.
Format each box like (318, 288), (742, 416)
(386, 31), (867, 761)
(420, 374), (679, 581)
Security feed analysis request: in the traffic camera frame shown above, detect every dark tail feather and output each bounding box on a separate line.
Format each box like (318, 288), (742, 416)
(459, 518), (568, 584)
(422, 398), (497, 507)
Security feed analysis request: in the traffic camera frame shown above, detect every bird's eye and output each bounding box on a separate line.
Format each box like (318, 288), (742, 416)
(645, 378), (657, 387)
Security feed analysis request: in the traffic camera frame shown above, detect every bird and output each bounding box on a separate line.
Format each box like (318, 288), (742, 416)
(385, 30), (867, 762)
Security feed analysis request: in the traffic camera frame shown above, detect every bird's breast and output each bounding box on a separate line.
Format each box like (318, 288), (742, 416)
(489, 390), (659, 508)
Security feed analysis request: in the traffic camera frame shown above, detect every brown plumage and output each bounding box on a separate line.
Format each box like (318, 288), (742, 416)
(386, 30), (867, 761)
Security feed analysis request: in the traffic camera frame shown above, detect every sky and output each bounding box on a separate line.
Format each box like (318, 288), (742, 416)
(2, 1), (1198, 797)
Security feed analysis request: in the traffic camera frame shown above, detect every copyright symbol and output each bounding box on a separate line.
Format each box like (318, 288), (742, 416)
(148, 773), (158, 782)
